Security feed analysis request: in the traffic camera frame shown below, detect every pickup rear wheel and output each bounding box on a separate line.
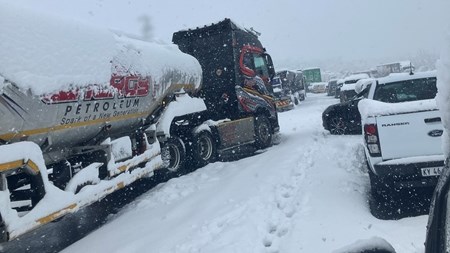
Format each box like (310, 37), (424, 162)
(192, 131), (216, 167)
(162, 137), (187, 176)
(254, 115), (272, 149)
(329, 116), (347, 135)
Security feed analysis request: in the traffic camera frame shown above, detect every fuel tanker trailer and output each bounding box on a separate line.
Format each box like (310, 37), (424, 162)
(0, 3), (201, 241)
(0, 3), (279, 242)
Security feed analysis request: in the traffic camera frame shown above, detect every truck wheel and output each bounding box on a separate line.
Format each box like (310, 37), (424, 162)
(162, 137), (187, 176)
(254, 115), (272, 149)
(329, 116), (347, 135)
(192, 131), (216, 167)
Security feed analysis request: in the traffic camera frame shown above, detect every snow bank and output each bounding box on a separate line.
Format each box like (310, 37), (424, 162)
(359, 99), (438, 120)
(333, 237), (396, 253)
(436, 32), (450, 155)
(0, 1), (202, 95)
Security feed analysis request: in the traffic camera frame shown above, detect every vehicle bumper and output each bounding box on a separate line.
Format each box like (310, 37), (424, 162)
(372, 158), (444, 190)
(275, 99), (294, 112)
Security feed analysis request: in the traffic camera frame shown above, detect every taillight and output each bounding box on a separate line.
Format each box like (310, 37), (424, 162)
(364, 124), (381, 157)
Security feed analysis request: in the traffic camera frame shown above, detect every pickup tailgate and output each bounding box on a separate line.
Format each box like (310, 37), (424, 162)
(376, 109), (443, 160)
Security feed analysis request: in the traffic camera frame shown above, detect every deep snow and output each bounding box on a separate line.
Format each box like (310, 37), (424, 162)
(62, 94), (427, 253)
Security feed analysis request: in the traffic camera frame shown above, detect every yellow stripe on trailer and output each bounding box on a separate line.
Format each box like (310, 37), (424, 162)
(0, 159), (40, 174)
(36, 204), (77, 225)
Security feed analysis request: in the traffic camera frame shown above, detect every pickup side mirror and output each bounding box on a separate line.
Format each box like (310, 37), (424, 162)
(333, 237), (396, 253)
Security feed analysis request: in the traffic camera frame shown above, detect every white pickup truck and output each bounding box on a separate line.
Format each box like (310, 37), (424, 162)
(358, 71), (443, 209)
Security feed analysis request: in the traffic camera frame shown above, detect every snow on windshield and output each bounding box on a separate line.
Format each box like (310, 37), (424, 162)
(0, 1), (201, 95)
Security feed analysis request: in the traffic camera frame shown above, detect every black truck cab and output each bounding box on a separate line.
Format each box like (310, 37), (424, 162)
(172, 18), (278, 127)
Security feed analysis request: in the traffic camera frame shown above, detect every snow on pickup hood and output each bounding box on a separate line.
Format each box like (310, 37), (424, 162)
(358, 98), (438, 120)
(0, 1), (201, 95)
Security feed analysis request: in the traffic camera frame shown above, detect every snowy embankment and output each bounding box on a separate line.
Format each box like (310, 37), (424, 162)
(63, 94), (427, 253)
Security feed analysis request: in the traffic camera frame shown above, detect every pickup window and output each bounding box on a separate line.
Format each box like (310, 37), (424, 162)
(373, 77), (437, 103)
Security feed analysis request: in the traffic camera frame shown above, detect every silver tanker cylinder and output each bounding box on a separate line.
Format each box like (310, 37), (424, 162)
(0, 4), (202, 165)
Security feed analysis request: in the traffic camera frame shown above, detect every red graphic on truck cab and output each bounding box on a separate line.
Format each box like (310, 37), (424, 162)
(41, 75), (150, 104)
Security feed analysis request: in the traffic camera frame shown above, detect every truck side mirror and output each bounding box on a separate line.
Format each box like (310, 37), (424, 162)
(264, 53), (275, 80)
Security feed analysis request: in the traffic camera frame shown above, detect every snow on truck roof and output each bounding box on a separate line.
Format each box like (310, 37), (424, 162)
(0, 1), (201, 95)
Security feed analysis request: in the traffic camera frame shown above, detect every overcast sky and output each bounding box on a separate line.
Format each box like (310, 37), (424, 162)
(15, 0), (450, 71)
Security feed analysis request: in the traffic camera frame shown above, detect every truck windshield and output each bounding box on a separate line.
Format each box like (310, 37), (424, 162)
(373, 77), (437, 103)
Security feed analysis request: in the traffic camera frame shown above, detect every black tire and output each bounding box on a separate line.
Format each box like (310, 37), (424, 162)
(329, 116), (347, 135)
(294, 97), (299, 105)
(254, 115), (272, 149)
(367, 165), (401, 220)
(192, 131), (216, 168)
(161, 137), (187, 176)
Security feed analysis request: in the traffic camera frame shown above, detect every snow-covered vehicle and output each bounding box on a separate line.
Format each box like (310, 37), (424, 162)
(271, 76), (294, 112)
(327, 79), (338, 96)
(358, 71), (442, 218)
(322, 78), (373, 135)
(275, 69), (306, 104)
(0, 3), (279, 242)
(334, 79), (345, 98)
(376, 61), (415, 77)
(339, 73), (370, 102)
(310, 82), (327, 93)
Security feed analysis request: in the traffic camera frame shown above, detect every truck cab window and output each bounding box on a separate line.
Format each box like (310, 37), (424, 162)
(253, 54), (269, 77)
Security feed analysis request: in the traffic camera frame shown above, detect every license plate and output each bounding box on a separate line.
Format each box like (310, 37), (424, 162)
(421, 167), (444, 177)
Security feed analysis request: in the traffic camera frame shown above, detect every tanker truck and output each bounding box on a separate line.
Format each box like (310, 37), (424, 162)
(0, 4), (278, 242)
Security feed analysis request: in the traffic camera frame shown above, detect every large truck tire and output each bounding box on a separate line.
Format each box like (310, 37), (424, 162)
(254, 115), (272, 150)
(162, 137), (188, 176)
(192, 131), (216, 168)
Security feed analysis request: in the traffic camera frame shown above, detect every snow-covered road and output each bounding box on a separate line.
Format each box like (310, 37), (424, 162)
(63, 94), (428, 253)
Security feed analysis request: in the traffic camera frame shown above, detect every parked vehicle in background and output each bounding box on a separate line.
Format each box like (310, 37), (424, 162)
(276, 69), (306, 104)
(293, 70), (307, 102)
(358, 71), (440, 219)
(376, 61), (414, 77)
(327, 79), (338, 96)
(271, 76), (294, 111)
(339, 74), (370, 102)
(310, 82), (327, 93)
(322, 79), (373, 134)
(334, 79), (345, 98)
(322, 71), (436, 136)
